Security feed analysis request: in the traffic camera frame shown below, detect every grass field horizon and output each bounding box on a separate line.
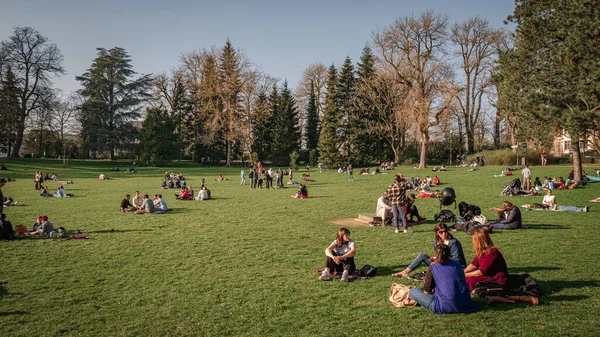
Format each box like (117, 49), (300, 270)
(1, 158), (599, 336)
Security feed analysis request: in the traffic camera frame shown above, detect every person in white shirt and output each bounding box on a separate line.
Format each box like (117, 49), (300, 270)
(376, 191), (393, 226)
(132, 191), (144, 210)
(522, 165), (532, 190)
(319, 228), (356, 282)
(154, 194), (169, 211)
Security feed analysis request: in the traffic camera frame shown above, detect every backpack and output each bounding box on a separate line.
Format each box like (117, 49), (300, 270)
(434, 210), (456, 223)
(358, 265), (378, 277)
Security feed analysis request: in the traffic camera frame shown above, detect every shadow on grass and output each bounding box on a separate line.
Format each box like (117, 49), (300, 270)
(87, 229), (153, 234)
(375, 265), (409, 276)
(537, 280), (600, 292)
(306, 196), (333, 199)
(526, 224), (571, 230)
(509, 266), (562, 273)
(0, 311), (29, 317)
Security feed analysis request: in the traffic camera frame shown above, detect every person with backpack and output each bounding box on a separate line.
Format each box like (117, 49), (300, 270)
(464, 229), (509, 291)
(393, 223), (466, 278)
(319, 227), (356, 282)
(408, 244), (479, 314)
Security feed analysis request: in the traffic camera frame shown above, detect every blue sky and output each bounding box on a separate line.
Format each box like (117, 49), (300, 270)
(0, 0), (515, 94)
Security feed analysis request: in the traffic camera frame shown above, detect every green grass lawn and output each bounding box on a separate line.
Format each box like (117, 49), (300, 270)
(1, 158), (599, 336)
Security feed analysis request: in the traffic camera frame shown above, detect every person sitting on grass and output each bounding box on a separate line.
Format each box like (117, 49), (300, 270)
(376, 191), (393, 227)
(132, 191), (144, 209)
(175, 187), (193, 200)
(3, 197), (17, 207)
(409, 244), (479, 314)
(393, 223), (466, 278)
(153, 194), (169, 211)
(196, 186), (211, 200)
(291, 184), (308, 198)
(28, 215), (54, 237)
(99, 173), (111, 180)
(40, 186), (52, 197)
(51, 173), (57, 181)
(0, 213), (15, 240)
(464, 229), (509, 292)
(120, 194), (136, 212)
(406, 193), (426, 224)
(485, 201), (522, 230)
(319, 227), (356, 282)
(215, 174), (226, 182)
(136, 194), (155, 214)
(433, 176), (441, 185)
(53, 186), (71, 198)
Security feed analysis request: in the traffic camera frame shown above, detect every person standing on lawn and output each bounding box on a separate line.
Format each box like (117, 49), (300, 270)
(387, 174), (411, 233)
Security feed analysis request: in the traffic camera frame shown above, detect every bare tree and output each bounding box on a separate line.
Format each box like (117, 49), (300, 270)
(0, 27), (65, 157)
(49, 93), (78, 164)
(295, 63), (327, 119)
(355, 70), (412, 164)
(451, 17), (500, 153)
(373, 11), (455, 168)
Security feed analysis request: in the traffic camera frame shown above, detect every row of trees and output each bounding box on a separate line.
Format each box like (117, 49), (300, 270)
(1, 4), (599, 174)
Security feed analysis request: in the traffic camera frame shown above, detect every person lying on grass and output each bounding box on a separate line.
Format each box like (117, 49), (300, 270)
(319, 227), (356, 282)
(99, 173), (112, 180)
(120, 194), (136, 212)
(393, 223), (466, 278)
(406, 193), (426, 224)
(409, 244), (479, 314)
(464, 229), (509, 292)
(136, 194), (155, 214)
(524, 190), (589, 212)
(590, 197), (600, 203)
(291, 184), (308, 198)
(3, 197), (17, 206)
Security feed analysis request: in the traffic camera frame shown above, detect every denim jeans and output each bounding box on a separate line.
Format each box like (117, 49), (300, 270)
(392, 205), (408, 229)
(557, 206), (584, 212)
(409, 288), (435, 312)
(408, 253), (432, 271)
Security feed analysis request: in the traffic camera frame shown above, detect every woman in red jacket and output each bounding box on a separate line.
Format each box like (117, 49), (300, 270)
(464, 229), (509, 291)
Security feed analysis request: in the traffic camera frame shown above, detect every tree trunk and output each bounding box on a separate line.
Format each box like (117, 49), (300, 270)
(510, 124), (517, 153)
(572, 139), (582, 182)
(419, 132), (428, 168)
(466, 128), (475, 154)
(11, 118), (25, 157)
(493, 113), (501, 148)
(225, 139), (232, 167)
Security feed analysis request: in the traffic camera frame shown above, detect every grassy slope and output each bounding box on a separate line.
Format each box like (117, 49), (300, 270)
(1, 159), (599, 336)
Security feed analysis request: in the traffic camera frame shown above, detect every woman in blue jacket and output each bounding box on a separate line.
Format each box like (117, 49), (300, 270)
(392, 223), (466, 278)
(409, 244), (479, 314)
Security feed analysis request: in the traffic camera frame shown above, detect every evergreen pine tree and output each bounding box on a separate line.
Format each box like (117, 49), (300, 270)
(271, 81), (300, 165)
(318, 64), (341, 167)
(251, 92), (272, 162)
(139, 107), (179, 166)
(0, 66), (20, 155)
(354, 45), (384, 164)
(305, 81), (319, 151)
(337, 57), (356, 160)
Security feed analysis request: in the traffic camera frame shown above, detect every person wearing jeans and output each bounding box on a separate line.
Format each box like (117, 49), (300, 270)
(393, 223), (466, 278)
(387, 174), (411, 233)
(409, 244), (479, 314)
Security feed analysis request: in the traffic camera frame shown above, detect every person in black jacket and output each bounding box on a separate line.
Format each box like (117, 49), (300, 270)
(0, 213), (15, 240)
(488, 201), (522, 229)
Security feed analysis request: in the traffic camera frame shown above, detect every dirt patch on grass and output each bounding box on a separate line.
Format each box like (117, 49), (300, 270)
(329, 218), (372, 227)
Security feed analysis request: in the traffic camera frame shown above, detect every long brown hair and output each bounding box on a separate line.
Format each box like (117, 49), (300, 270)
(335, 227), (351, 247)
(434, 222), (453, 245)
(472, 229), (497, 257)
(434, 244), (450, 265)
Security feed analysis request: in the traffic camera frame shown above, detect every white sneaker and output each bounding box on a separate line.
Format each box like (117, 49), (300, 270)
(341, 270), (349, 282)
(404, 229), (413, 233)
(394, 228), (400, 233)
(319, 270), (331, 281)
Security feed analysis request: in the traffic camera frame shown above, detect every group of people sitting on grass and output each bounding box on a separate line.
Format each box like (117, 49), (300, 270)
(120, 192), (170, 214)
(34, 171), (57, 190)
(39, 185), (72, 198)
(431, 164), (447, 172)
(380, 160), (396, 170)
(320, 225), (509, 314)
(161, 172), (187, 189)
(174, 185), (211, 201)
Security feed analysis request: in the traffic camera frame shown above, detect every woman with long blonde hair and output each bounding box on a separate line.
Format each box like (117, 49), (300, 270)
(463, 229), (509, 291)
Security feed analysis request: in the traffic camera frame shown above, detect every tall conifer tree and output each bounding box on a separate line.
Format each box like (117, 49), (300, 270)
(271, 81), (300, 165)
(337, 57), (356, 160)
(305, 81), (319, 151)
(318, 64), (341, 167)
